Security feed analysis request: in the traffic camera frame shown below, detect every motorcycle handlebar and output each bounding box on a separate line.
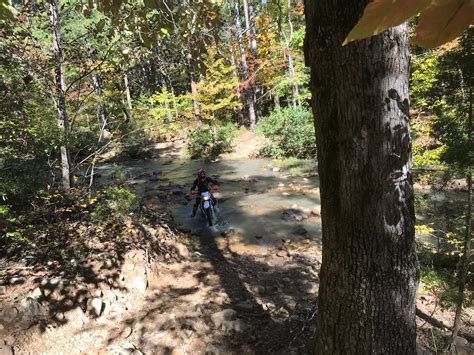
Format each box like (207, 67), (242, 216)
(190, 185), (220, 195)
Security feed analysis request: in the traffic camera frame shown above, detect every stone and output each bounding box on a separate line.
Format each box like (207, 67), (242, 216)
(311, 206), (321, 216)
(251, 285), (266, 294)
(0, 286), (6, 295)
(0, 344), (14, 355)
(273, 167), (280, 172)
(276, 250), (289, 257)
(4, 335), (16, 346)
(210, 308), (247, 332)
(10, 277), (26, 285)
(28, 287), (42, 299)
(92, 289), (103, 298)
(282, 208), (308, 221)
(211, 309), (236, 329)
(129, 276), (148, 292)
(454, 336), (471, 354)
(454, 336), (468, 348)
(16, 297), (44, 330)
(104, 290), (118, 303)
(186, 338), (207, 353)
(0, 306), (19, 326)
(293, 227), (308, 236)
(169, 241), (189, 259)
(88, 297), (104, 317)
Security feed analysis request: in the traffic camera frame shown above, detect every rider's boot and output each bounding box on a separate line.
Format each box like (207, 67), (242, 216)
(192, 205), (198, 217)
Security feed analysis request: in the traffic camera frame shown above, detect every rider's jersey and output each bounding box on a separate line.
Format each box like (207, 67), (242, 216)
(191, 177), (219, 193)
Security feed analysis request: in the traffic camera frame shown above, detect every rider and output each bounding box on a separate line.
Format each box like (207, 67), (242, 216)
(190, 168), (219, 217)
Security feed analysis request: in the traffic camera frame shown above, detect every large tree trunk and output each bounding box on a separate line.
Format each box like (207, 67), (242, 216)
(304, 1), (419, 354)
(234, 0), (256, 129)
(49, 0), (72, 191)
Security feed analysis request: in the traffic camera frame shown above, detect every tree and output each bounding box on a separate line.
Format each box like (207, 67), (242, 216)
(233, 0), (257, 128)
(304, 0), (419, 353)
(49, 0), (72, 190)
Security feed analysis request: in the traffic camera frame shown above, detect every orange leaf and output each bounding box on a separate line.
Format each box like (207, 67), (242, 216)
(412, 0), (474, 48)
(343, 0), (433, 45)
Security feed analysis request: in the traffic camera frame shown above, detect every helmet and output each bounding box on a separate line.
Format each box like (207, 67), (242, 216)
(197, 168), (206, 178)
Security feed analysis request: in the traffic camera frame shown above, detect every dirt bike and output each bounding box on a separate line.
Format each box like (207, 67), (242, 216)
(191, 186), (219, 227)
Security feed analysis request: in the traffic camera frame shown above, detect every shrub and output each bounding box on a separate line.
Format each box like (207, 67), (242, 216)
(187, 123), (237, 160)
(257, 106), (316, 159)
(91, 186), (137, 221)
(123, 130), (149, 159)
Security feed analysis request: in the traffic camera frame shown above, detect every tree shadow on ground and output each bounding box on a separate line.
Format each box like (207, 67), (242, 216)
(104, 228), (319, 354)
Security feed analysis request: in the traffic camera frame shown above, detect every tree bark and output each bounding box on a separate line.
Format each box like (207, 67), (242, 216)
(244, 0), (261, 118)
(169, 80), (178, 119)
(49, 0), (72, 191)
(230, 50), (245, 126)
(161, 76), (172, 128)
(187, 52), (201, 123)
(91, 72), (108, 141)
(287, 0), (299, 108)
(123, 72), (134, 120)
(304, 1), (419, 353)
(234, 0), (256, 128)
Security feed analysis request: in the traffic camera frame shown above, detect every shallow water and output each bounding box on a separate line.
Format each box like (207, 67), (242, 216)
(98, 157), (322, 251)
(97, 156), (467, 254)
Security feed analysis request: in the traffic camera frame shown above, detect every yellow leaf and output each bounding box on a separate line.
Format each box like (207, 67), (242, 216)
(412, 0), (474, 48)
(343, 0), (433, 45)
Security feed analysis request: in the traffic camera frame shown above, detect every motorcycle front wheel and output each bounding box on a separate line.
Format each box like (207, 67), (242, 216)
(205, 207), (213, 226)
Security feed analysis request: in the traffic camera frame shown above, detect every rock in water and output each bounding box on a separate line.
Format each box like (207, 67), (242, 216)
(293, 227), (308, 236)
(282, 208), (308, 221)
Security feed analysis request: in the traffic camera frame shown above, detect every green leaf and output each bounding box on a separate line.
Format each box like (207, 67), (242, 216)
(412, 0), (474, 48)
(343, 0), (432, 46)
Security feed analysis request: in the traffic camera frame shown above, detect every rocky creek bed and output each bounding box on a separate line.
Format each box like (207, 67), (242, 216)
(1, 142), (473, 354)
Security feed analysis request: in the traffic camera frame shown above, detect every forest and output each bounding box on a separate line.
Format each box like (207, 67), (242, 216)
(0, 0), (472, 354)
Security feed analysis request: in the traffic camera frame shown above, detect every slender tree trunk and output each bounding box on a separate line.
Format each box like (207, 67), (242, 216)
(231, 50), (245, 126)
(187, 52), (201, 123)
(305, 1), (419, 353)
(49, 0), (72, 191)
(288, 53), (298, 108)
(273, 91), (280, 110)
(123, 72), (134, 120)
(91, 72), (108, 141)
(452, 86), (473, 342)
(169, 80), (178, 119)
(287, 0), (299, 108)
(234, 0), (256, 128)
(161, 76), (172, 128)
(243, 0), (261, 118)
